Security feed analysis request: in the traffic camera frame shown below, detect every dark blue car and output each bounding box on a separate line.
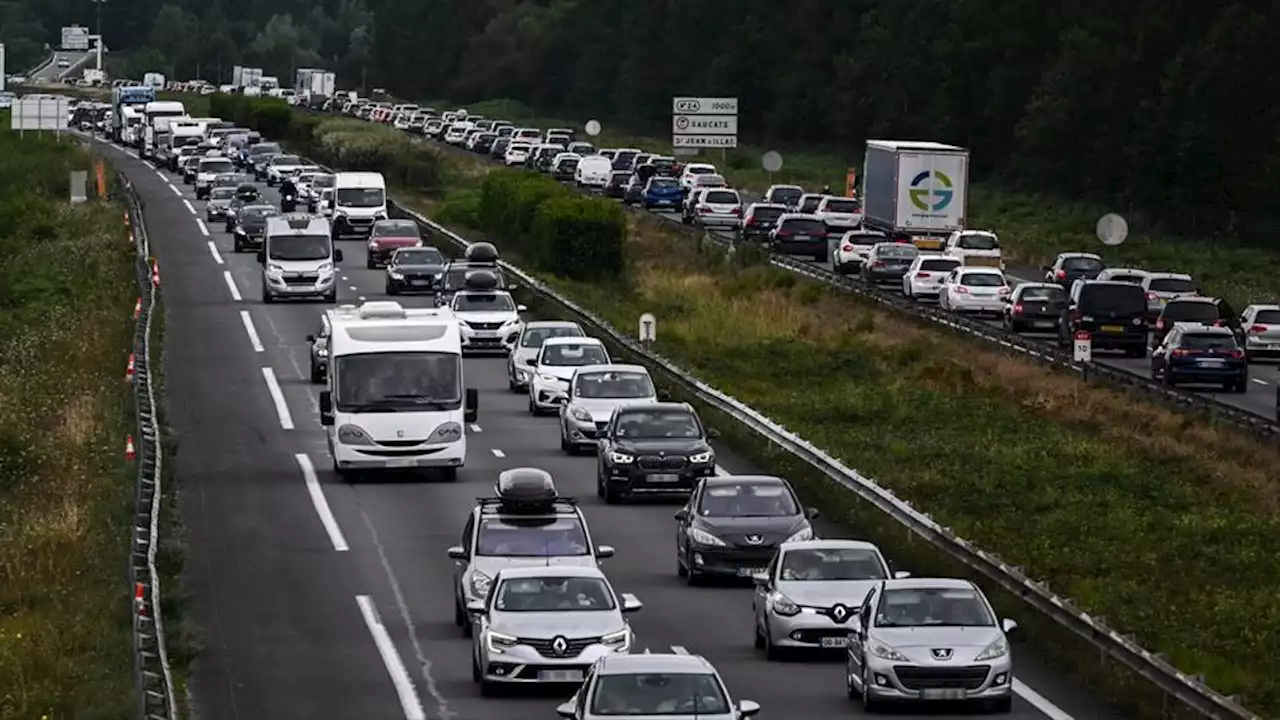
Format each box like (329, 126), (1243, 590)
(642, 177), (683, 210)
(1150, 324), (1247, 392)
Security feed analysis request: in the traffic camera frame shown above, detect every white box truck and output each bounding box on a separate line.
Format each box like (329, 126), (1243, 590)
(861, 140), (969, 250)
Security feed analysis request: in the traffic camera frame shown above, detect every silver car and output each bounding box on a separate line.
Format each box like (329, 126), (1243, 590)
(1141, 272), (1197, 320)
(506, 320), (585, 391)
(846, 578), (1018, 713)
(1241, 304), (1280, 360)
(205, 186), (236, 221)
(559, 364), (658, 453)
(468, 566), (640, 695)
(751, 539), (906, 658)
(556, 653), (760, 720)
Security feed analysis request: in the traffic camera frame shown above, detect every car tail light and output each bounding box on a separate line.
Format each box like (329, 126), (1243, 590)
(776, 230), (790, 237)
(731, 207), (741, 215)
(1055, 269), (1067, 279)
(1228, 348), (1245, 359)
(1145, 292), (1157, 301)
(872, 261), (885, 268)
(698, 206), (710, 213)
(1213, 319), (1223, 326)
(843, 244), (855, 252)
(1171, 348), (1190, 357)
(1013, 304), (1024, 314)
(955, 286), (970, 294)
(1251, 325), (1267, 333)
(915, 272), (929, 278)
(1156, 319), (1164, 329)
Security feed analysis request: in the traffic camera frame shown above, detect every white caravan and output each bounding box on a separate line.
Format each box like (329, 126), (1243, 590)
(141, 100), (186, 157)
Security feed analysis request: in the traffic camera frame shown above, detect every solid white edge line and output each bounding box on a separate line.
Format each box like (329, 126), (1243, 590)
(294, 454), (348, 551)
(468, 423), (481, 432)
(239, 310), (264, 352)
(168, 184), (181, 196)
(491, 448), (505, 457)
(222, 271), (242, 301)
(153, 170), (166, 181)
(182, 199), (195, 214)
(261, 367), (295, 430)
(670, 645), (689, 654)
(196, 218), (210, 236)
(355, 594), (425, 720)
(1012, 679), (1074, 719)
(206, 240), (223, 265)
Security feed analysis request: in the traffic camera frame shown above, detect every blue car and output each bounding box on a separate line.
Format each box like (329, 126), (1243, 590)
(642, 177), (683, 210)
(1150, 323), (1247, 392)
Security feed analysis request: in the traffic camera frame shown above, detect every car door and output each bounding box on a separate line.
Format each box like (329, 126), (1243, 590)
(752, 548), (782, 627)
(939, 270), (959, 304)
(675, 482), (703, 557)
(848, 586), (878, 673)
(453, 510), (476, 600)
(1151, 327), (1178, 375)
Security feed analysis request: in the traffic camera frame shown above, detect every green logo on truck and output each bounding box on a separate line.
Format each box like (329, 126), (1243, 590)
(909, 170), (954, 212)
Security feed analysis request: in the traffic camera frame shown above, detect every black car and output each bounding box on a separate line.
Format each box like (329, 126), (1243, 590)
(552, 156), (580, 182)
(674, 475), (817, 584)
(1151, 296), (1243, 350)
(1151, 324), (1247, 392)
(1003, 282), (1067, 333)
(231, 205), (280, 252)
(603, 171), (630, 199)
(768, 214), (830, 262)
(473, 132), (498, 154)
(1045, 252), (1105, 289)
(740, 204), (787, 242)
(385, 247), (447, 295)
(489, 137), (511, 159)
(1059, 280), (1147, 357)
(595, 402), (720, 504)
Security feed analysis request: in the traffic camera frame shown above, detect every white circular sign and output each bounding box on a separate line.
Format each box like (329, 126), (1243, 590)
(762, 151), (783, 173)
(1096, 213), (1129, 246)
(675, 116), (690, 131)
(584, 119), (602, 137)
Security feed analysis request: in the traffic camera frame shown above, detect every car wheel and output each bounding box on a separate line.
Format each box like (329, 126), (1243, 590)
(262, 290), (274, 304)
(753, 615), (765, 649)
(471, 653), (481, 682)
(309, 364), (322, 384)
(603, 482), (623, 505)
(560, 426), (574, 454)
(683, 551), (699, 585)
(762, 618), (782, 660)
(386, 284), (397, 295)
(454, 596), (466, 627)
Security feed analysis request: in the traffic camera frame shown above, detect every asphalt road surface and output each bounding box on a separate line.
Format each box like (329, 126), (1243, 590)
(94, 137), (1121, 719)
(33, 50), (96, 82)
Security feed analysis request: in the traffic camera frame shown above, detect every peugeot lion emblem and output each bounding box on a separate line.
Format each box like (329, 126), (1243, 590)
(551, 636), (568, 656)
(745, 535), (763, 545)
(931, 648), (953, 660)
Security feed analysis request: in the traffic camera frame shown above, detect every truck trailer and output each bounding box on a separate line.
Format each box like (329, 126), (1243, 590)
(861, 140), (970, 251)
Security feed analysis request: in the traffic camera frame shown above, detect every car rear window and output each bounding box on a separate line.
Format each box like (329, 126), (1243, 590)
(957, 234), (999, 250)
(878, 244), (918, 258)
(1063, 256), (1104, 271)
(1109, 274), (1146, 284)
(769, 187), (802, 202)
(1149, 278), (1195, 293)
(960, 273), (1004, 286)
(1254, 310), (1280, 324)
(920, 258), (960, 271)
(1079, 283), (1145, 312)
(1163, 301), (1217, 322)
(704, 190), (739, 204)
(1179, 333), (1237, 350)
(749, 206), (784, 221)
(781, 218), (826, 234)
(1020, 286), (1064, 301)
(848, 234), (885, 246)
(824, 199), (860, 213)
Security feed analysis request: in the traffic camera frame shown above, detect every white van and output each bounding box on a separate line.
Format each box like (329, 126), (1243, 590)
(141, 101), (186, 157)
(576, 155), (614, 188)
(258, 214), (342, 303)
(318, 300), (479, 481)
(331, 172), (388, 240)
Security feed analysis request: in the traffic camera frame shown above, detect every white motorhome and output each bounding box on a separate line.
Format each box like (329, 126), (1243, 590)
(141, 100), (186, 157)
(317, 300), (478, 481)
(330, 172), (387, 240)
(150, 115), (190, 164)
(120, 106), (144, 146)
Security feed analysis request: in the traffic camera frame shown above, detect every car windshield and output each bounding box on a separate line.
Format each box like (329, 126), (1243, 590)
(648, 178), (679, 190)
(541, 343), (609, 366)
(704, 190), (739, 204)
(268, 234), (331, 261)
(475, 517), (589, 557)
(824, 199), (860, 213)
(250, 143), (280, 155)
(1164, 302), (1216, 322)
(960, 273), (1005, 287)
(332, 351), (462, 411)
(454, 293), (515, 312)
(1080, 284), (1145, 312)
(699, 482), (798, 517)
(521, 326), (583, 348)
(1019, 286), (1064, 301)
(1150, 278), (1195, 293)
(590, 673), (729, 716)
(1063, 256), (1103, 271)
(1179, 333), (1237, 350)
(782, 218), (825, 234)
(920, 258), (960, 271)
(575, 371), (654, 399)
(877, 587), (995, 628)
(199, 159), (234, 173)
(393, 248), (443, 265)
(336, 187), (385, 207)
(780, 548), (887, 581)
(877, 244), (918, 258)
(210, 187), (235, 200)
(271, 154), (300, 165)
(373, 220), (419, 238)
(957, 233), (998, 250)
(615, 410), (702, 439)
(494, 576), (615, 612)
(1254, 310), (1280, 324)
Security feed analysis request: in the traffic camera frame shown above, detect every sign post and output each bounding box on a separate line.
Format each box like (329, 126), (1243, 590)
(638, 313), (657, 348)
(1073, 330), (1092, 379)
(671, 97), (738, 159)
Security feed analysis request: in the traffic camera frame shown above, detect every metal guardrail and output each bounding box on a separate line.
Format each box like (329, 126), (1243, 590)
(387, 197), (1259, 719)
(120, 174), (179, 719)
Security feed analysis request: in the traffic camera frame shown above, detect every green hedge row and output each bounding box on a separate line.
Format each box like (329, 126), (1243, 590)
(478, 169), (625, 281)
(207, 95), (441, 191)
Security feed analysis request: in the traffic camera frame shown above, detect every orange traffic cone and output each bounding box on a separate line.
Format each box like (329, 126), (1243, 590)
(134, 582), (146, 617)
(125, 353), (136, 382)
(124, 435), (136, 461)
(133, 298), (142, 318)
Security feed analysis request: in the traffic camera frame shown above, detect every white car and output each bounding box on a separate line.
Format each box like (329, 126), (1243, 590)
(692, 188), (743, 228)
(504, 143), (532, 166)
(452, 289), (526, 354)
(265, 154), (305, 186)
(938, 267), (1010, 315)
(194, 156), (235, 200)
(1240, 304), (1280, 361)
(814, 196), (863, 235)
(942, 229), (1003, 269)
(444, 122), (473, 144)
(575, 155), (613, 187)
(506, 321), (585, 391)
(902, 254), (962, 300)
(559, 364), (658, 453)
(678, 163), (718, 189)
(832, 229), (886, 274)
(528, 337), (611, 415)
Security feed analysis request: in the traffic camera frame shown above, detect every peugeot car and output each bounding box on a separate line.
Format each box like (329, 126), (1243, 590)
(527, 337), (611, 416)
(559, 365), (658, 453)
(506, 321), (585, 392)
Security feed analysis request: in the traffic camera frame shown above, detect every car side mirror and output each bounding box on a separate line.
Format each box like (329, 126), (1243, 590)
(805, 507), (819, 519)
(673, 509), (689, 522)
(256, 249), (266, 263)
(1041, 265), (1051, 272)
(464, 388), (478, 423)
(556, 702), (576, 719)
(1002, 618), (1021, 639)
(751, 572), (769, 586)
(318, 390), (334, 425)
(446, 545), (466, 560)
(527, 358), (537, 366)
(465, 599), (486, 615)
(620, 593), (642, 613)
(596, 545), (615, 559)
(894, 570), (912, 579)
(334, 248), (344, 262)
(517, 304), (528, 312)
(706, 427), (721, 439)
(738, 700), (761, 718)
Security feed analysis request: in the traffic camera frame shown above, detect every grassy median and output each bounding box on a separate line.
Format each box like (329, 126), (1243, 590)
(0, 125), (144, 716)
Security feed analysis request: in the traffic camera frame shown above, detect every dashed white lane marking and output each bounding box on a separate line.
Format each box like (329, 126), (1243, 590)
(1252, 377), (1268, 385)
(153, 169), (166, 181)
(125, 149), (138, 159)
(182, 199), (195, 214)
(349, 285), (358, 291)
(222, 270), (242, 301)
(468, 424), (481, 433)
(168, 183), (181, 197)
(240, 310), (264, 352)
(296, 454), (348, 552)
(262, 367), (294, 430)
(671, 645), (689, 654)
(491, 449), (506, 458)
(196, 218), (210, 236)
(206, 240), (223, 264)
(1013, 679), (1074, 719)
(144, 161), (155, 170)
(355, 595), (425, 720)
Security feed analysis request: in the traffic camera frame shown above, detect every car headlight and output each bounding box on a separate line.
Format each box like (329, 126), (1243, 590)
(868, 638), (909, 661)
(687, 528), (726, 547)
(689, 450), (713, 464)
(469, 571), (491, 598)
(609, 451), (634, 464)
(369, 240), (380, 249)
(485, 630), (517, 654)
(770, 593), (800, 617)
(317, 262), (334, 275)
(316, 348), (328, 357)
(974, 636), (1009, 661)
(786, 527), (815, 543)
(432, 272), (442, 279)
(389, 271), (403, 279)
(537, 373), (559, 383)
(336, 424), (374, 446)
(234, 226), (246, 234)
(569, 406), (592, 423)
(601, 628), (629, 650)
(427, 421), (463, 444)
(266, 264), (285, 276)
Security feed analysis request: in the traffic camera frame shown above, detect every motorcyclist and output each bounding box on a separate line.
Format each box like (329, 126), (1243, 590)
(279, 175), (298, 212)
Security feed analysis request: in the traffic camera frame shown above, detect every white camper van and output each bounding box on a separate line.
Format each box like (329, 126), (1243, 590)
(330, 172), (387, 240)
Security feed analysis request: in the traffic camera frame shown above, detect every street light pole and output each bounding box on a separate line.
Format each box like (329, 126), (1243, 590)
(92, 0), (106, 70)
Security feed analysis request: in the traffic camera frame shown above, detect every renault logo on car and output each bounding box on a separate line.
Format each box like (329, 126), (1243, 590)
(830, 604), (848, 622)
(551, 636), (568, 656)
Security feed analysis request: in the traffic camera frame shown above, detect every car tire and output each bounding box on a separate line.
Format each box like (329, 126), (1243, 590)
(603, 482), (623, 505)
(309, 364), (322, 384)
(683, 552), (699, 585)
(862, 667), (883, 712)
(753, 616), (765, 649)
(471, 653), (481, 682)
(560, 427), (575, 454)
(478, 679), (501, 698)
(386, 284), (397, 295)
(262, 290), (274, 304)
(454, 596), (466, 627)
(439, 467), (458, 482)
(989, 696), (1013, 714)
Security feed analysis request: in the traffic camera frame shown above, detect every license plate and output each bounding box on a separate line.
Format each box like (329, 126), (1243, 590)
(540, 670), (583, 682)
(1101, 324), (1124, 332)
(820, 637), (849, 648)
(921, 688), (967, 700)
(648, 474), (679, 483)
(410, 280), (429, 286)
(384, 458), (415, 468)
(793, 235), (810, 240)
(1033, 321), (1056, 328)
(283, 273), (301, 279)
(475, 331), (498, 338)
(1197, 359), (1225, 366)
(737, 567), (767, 577)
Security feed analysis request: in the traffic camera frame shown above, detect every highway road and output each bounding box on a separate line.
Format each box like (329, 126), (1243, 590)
(92, 136), (1120, 718)
(31, 50), (95, 82)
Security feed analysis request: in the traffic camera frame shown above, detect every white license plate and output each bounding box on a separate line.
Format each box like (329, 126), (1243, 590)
(384, 458), (415, 468)
(820, 636), (849, 648)
(475, 331), (498, 337)
(283, 273), (301, 279)
(540, 670), (583, 682)
(1033, 321), (1056, 328)
(737, 567), (767, 577)
(1197, 359), (1225, 366)
(793, 235), (810, 240)
(648, 474), (679, 483)
(921, 688), (967, 700)
(410, 280), (430, 286)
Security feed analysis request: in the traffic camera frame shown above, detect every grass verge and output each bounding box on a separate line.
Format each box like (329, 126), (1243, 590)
(406, 153), (1280, 716)
(0, 127), (144, 717)
(442, 97), (1279, 307)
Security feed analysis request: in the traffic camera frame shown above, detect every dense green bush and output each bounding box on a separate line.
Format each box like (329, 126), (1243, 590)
(479, 169), (625, 280)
